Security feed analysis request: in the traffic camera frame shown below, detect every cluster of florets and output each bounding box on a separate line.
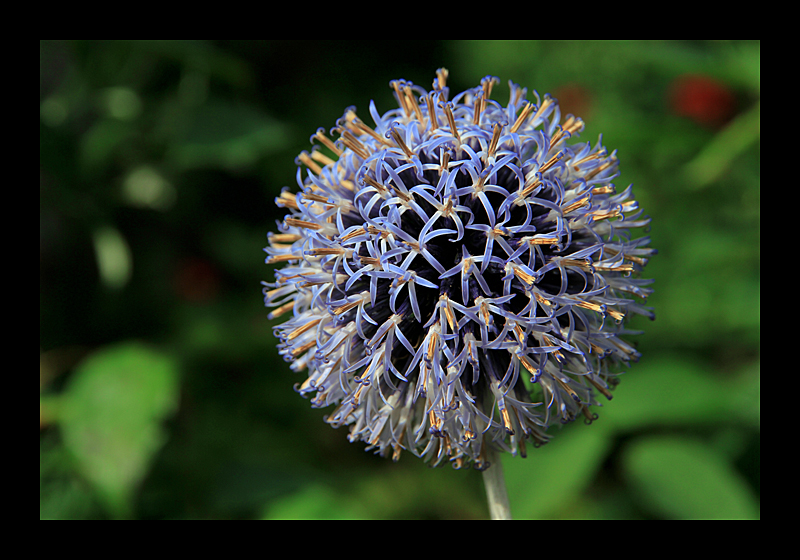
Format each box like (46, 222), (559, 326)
(264, 69), (654, 469)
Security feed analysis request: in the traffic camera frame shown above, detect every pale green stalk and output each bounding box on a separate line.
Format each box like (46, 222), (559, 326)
(482, 446), (512, 520)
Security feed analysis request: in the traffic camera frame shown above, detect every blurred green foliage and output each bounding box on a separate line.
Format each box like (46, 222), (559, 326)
(40, 40), (759, 519)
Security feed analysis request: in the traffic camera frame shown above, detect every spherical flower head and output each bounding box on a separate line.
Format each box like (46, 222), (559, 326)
(263, 70), (655, 470)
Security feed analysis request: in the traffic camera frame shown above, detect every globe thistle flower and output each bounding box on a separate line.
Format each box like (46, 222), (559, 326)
(263, 69), (654, 471)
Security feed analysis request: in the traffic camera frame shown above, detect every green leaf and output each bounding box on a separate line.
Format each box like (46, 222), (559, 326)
(503, 423), (613, 519)
(682, 101), (760, 189)
(168, 101), (290, 170)
(606, 355), (731, 430)
(60, 342), (180, 517)
(262, 483), (370, 520)
(79, 119), (136, 172)
(623, 436), (759, 519)
(606, 355), (760, 431)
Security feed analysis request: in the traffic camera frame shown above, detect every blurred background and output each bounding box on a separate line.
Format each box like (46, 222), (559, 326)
(40, 40), (760, 520)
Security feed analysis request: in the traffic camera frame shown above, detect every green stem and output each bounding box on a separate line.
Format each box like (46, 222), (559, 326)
(482, 446), (512, 520)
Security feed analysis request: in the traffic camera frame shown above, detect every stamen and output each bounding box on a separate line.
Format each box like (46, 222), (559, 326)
(440, 295), (457, 331)
(268, 299), (296, 319)
(595, 262), (635, 273)
(301, 193), (331, 204)
(518, 434), (527, 458)
(549, 116), (584, 146)
(287, 317), (323, 340)
(435, 68), (449, 91)
(285, 217), (322, 230)
(404, 240), (420, 252)
(560, 258), (592, 271)
(518, 353), (539, 377)
(534, 291), (552, 308)
(527, 235), (559, 246)
(314, 128), (342, 157)
(549, 126), (567, 148)
(513, 323), (526, 345)
(333, 293), (370, 315)
(562, 115), (584, 136)
(276, 191), (298, 209)
(582, 405), (598, 424)
(481, 76), (498, 109)
(290, 339), (317, 357)
(587, 375), (614, 400)
(512, 264), (536, 286)
(585, 156), (618, 180)
(590, 207), (622, 221)
(391, 80), (411, 117)
(500, 408), (515, 435)
(403, 84), (424, 124)
(607, 308), (625, 322)
(305, 247), (346, 256)
(441, 102), (461, 145)
(610, 337), (637, 356)
(366, 225), (391, 240)
(538, 151), (565, 174)
(392, 440), (403, 462)
(487, 122), (502, 160)
(310, 150), (336, 167)
(426, 94), (439, 131)
(439, 151), (450, 176)
(511, 86), (525, 107)
(389, 127), (415, 161)
(472, 92), (482, 125)
(339, 130), (370, 160)
(340, 229), (365, 243)
(266, 254), (302, 264)
(577, 300), (604, 313)
(530, 95), (555, 124)
(269, 233), (301, 243)
(362, 174), (388, 194)
(554, 376), (580, 402)
(478, 299), (491, 326)
(509, 102), (534, 134)
(466, 335), (478, 366)
(543, 334), (565, 362)
(472, 171), (487, 195)
(515, 177), (542, 205)
(352, 117), (390, 145)
(297, 151), (323, 175)
(333, 300), (360, 316)
(352, 383), (365, 405)
(573, 152), (606, 174)
(429, 410), (443, 433)
(426, 328), (439, 364)
(592, 185), (615, 195)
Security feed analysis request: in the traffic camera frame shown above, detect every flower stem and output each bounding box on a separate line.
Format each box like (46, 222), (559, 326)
(482, 446), (512, 520)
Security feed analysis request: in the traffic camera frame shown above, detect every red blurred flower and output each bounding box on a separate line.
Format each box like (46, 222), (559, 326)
(173, 257), (220, 303)
(554, 83), (593, 122)
(669, 74), (737, 128)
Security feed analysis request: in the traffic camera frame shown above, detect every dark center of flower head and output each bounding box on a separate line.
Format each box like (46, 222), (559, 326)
(264, 69), (655, 470)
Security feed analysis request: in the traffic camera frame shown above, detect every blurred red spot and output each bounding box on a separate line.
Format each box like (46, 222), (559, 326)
(173, 257), (220, 303)
(554, 83), (593, 121)
(669, 74), (737, 128)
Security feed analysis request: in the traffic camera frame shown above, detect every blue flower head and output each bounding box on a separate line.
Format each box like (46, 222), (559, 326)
(264, 70), (655, 469)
